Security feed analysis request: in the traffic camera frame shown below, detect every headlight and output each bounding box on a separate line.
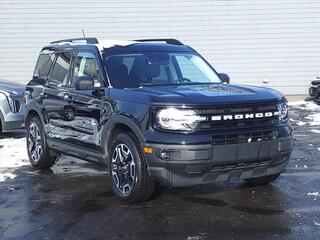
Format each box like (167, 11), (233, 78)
(0, 90), (20, 113)
(155, 108), (206, 131)
(277, 101), (288, 122)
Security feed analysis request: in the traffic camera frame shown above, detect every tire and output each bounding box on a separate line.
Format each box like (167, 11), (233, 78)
(26, 116), (57, 169)
(108, 132), (156, 203)
(245, 173), (281, 186)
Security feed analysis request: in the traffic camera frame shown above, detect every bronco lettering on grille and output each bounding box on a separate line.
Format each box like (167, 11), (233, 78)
(211, 112), (279, 121)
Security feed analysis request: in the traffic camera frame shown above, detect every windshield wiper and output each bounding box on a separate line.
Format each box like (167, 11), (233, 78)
(139, 82), (173, 87)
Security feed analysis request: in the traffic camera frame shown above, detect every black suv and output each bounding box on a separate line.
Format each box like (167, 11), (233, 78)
(25, 38), (293, 203)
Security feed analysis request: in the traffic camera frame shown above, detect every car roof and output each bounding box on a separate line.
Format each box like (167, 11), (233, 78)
(41, 38), (194, 53)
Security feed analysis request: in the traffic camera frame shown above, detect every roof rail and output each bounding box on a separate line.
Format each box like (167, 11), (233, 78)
(134, 38), (183, 45)
(50, 38), (99, 44)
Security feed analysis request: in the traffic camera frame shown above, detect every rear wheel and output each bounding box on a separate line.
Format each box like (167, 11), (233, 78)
(108, 132), (156, 203)
(245, 173), (281, 186)
(26, 116), (57, 169)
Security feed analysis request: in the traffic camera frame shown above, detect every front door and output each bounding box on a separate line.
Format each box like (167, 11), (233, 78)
(58, 50), (105, 151)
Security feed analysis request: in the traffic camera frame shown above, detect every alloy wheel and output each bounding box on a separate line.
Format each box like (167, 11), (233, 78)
(27, 122), (42, 163)
(111, 143), (136, 195)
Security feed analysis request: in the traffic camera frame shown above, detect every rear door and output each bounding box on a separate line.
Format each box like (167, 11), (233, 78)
(43, 51), (73, 139)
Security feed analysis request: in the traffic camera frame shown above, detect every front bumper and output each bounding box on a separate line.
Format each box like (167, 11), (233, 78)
(0, 94), (25, 131)
(144, 133), (293, 187)
(0, 111), (25, 131)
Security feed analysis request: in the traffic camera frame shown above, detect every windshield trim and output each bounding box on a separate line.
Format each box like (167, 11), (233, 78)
(139, 82), (221, 87)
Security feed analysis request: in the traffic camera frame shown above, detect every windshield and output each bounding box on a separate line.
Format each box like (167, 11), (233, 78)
(104, 52), (221, 88)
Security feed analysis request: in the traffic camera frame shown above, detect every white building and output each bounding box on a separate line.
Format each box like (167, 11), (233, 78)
(1, 0), (319, 95)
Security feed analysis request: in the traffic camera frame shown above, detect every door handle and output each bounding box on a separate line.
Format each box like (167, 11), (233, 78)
(40, 92), (47, 98)
(64, 94), (73, 102)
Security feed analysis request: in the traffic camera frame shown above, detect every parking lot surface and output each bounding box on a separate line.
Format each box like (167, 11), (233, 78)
(0, 101), (319, 240)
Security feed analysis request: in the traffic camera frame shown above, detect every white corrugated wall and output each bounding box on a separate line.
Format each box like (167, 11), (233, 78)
(1, 0), (319, 95)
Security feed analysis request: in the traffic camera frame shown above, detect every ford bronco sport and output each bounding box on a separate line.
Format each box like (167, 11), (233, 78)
(25, 38), (293, 203)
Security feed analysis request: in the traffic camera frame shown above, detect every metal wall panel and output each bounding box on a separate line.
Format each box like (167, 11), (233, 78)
(1, 0), (319, 94)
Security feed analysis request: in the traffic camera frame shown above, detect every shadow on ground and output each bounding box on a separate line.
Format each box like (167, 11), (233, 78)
(0, 130), (25, 140)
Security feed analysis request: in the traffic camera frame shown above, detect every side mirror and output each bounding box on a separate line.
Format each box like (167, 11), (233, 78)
(219, 73), (230, 84)
(74, 76), (95, 90)
(32, 75), (47, 85)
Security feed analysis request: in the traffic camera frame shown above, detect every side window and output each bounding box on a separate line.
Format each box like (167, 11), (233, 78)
(33, 53), (55, 79)
(175, 55), (208, 82)
(74, 51), (100, 87)
(50, 52), (72, 84)
(122, 56), (135, 72)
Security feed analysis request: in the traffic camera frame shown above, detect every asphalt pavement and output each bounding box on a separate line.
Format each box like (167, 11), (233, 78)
(0, 102), (319, 240)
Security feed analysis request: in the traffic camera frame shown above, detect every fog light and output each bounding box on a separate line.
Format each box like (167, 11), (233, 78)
(160, 151), (171, 160)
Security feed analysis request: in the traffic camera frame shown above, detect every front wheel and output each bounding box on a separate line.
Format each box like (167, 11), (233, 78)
(26, 116), (57, 169)
(245, 173), (281, 186)
(108, 132), (156, 203)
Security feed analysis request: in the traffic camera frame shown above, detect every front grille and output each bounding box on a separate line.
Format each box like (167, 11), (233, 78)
(13, 99), (21, 112)
(195, 103), (279, 131)
(212, 130), (278, 145)
(309, 87), (319, 97)
(209, 154), (288, 172)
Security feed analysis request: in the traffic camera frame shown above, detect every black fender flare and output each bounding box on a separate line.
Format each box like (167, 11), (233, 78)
(100, 114), (146, 161)
(25, 100), (46, 127)
(0, 110), (4, 131)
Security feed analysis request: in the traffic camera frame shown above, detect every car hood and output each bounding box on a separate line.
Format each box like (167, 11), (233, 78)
(0, 81), (25, 95)
(116, 84), (284, 105)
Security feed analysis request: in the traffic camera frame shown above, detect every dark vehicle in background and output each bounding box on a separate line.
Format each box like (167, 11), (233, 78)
(0, 80), (25, 132)
(24, 38), (293, 203)
(309, 76), (320, 104)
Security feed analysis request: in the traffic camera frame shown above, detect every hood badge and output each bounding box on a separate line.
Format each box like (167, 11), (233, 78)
(211, 112), (279, 121)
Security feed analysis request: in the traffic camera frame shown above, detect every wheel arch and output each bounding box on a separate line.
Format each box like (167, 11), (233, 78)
(0, 110), (4, 132)
(101, 115), (146, 160)
(25, 108), (45, 126)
